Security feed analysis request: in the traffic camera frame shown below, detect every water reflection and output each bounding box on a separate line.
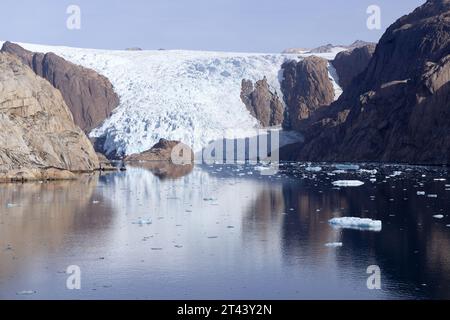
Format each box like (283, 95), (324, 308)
(0, 163), (449, 299)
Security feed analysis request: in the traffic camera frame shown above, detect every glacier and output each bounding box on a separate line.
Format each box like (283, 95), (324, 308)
(1, 41), (344, 156)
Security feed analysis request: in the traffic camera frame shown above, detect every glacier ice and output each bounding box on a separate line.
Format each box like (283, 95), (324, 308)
(332, 180), (365, 187)
(5, 42), (344, 156)
(329, 217), (382, 231)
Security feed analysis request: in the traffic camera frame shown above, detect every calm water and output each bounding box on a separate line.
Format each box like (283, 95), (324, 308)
(0, 163), (449, 300)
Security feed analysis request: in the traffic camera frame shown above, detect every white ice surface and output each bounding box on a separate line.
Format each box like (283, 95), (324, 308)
(332, 180), (365, 187)
(329, 217), (382, 231)
(1, 41), (343, 156)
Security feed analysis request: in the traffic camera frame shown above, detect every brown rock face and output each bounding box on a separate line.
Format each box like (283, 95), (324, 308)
(281, 56), (335, 130)
(0, 52), (99, 181)
(240, 77), (284, 127)
(285, 0), (450, 165)
(332, 44), (376, 91)
(1, 42), (119, 132)
(126, 139), (194, 163)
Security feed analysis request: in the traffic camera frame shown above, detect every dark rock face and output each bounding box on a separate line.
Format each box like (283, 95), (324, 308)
(1, 42), (120, 133)
(281, 56), (335, 130)
(332, 44), (376, 91)
(240, 77), (284, 127)
(286, 0), (450, 165)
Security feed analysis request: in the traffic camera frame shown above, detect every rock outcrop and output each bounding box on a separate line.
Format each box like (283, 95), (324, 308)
(126, 139), (194, 163)
(1, 42), (120, 132)
(284, 0), (450, 165)
(281, 56), (335, 130)
(240, 77), (284, 127)
(332, 43), (376, 91)
(0, 52), (99, 182)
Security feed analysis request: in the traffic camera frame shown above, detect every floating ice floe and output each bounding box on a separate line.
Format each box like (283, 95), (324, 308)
(335, 164), (360, 171)
(427, 194), (438, 198)
(132, 218), (152, 225)
(332, 180), (365, 187)
(325, 242), (343, 248)
(434, 178), (447, 182)
(390, 171), (402, 178)
(306, 166), (322, 172)
(417, 191), (426, 196)
(359, 169), (378, 175)
(329, 217), (382, 231)
(16, 290), (36, 296)
(433, 215), (444, 219)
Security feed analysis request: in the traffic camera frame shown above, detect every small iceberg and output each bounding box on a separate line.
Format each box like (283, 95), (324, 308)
(335, 164), (360, 171)
(132, 218), (152, 225)
(305, 166), (322, 172)
(329, 217), (382, 232)
(325, 242), (343, 248)
(332, 180), (365, 187)
(417, 191), (426, 196)
(433, 215), (444, 219)
(359, 169), (378, 175)
(16, 290), (36, 296)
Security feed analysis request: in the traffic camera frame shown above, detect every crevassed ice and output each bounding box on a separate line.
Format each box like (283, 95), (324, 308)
(9, 42), (344, 156)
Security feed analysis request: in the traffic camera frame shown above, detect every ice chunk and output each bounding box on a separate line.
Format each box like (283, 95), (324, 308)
(325, 242), (343, 248)
(417, 191), (426, 196)
(332, 180), (365, 187)
(433, 215), (444, 219)
(335, 164), (360, 171)
(329, 217), (382, 231)
(427, 194), (438, 198)
(306, 166), (322, 172)
(132, 218), (152, 225)
(359, 169), (378, 175)
(16, 290), (36, 296)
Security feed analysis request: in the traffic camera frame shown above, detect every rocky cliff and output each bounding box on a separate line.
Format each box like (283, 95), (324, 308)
(0, 52), (99, 182)
(281, 56), (335, 130)
(285, 0), (450, 165)
(240, 77), (284, 127)
(332, 44), (376, 91)
(1, 42), (120, 132)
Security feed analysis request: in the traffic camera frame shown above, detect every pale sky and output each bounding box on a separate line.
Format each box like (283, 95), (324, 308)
(0, 0), (425, 52)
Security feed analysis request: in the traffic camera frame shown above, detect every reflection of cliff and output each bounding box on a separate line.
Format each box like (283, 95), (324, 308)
(242, 179), (450, 299)
(241, 183), (285, 239)
(0, 174), (115, 280)
(128, 162), (193, 180)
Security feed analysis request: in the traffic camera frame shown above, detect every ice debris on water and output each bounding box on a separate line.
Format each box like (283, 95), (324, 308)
(335, 164), (360, 171)
(329, 217), (382, 231)
(305, 166), (322, 172)
(332, 180), (365, 187)
(325, 242), (343, 248)
(16, 290), (36, 296)
(417, 191), (426, 196)
(132, 218), (152, 225)
(433, 215), (444, 219)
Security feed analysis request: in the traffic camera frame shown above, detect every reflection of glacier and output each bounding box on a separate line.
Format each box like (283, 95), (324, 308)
(7, 42), (343, 156)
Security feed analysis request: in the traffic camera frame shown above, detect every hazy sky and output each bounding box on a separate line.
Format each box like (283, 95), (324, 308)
(0, 0), (424, 52)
